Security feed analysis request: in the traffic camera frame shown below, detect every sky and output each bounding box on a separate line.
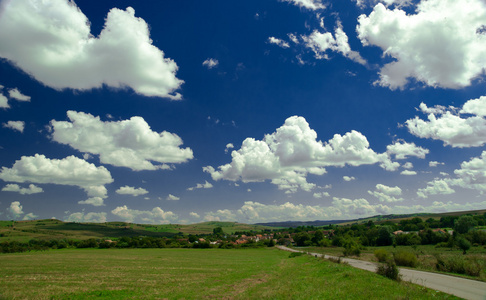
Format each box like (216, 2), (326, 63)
(0, 0), (485, 224)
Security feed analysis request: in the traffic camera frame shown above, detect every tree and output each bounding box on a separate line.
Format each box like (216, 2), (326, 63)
(454, 216), (477, 234)
(456, 236), (471, 254)
(376, 226), (394, 246)
(213, 227), (224, 236)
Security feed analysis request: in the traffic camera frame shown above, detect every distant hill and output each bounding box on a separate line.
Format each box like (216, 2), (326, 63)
(1, 209), (484, 241)
(0, 219), (277, 242)
(255, 209), (486, 228)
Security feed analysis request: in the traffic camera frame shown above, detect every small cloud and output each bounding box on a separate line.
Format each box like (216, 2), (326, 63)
(190, 212), (200, 219)
(3, 121), (25, 133)
(429, 161), (445, 167)
(343, 176), (356, 182)
(0, 93), (9, 109)
(402, 162), (413, 169)
(78, 197), (105, 206)
(268, 37), (290, 48)
(225, 143), (234, 154)
(202, 58), (219, 69)
(8, 88), (31, 102)
(247, 189), (252, 192)
(313, 192), (330, 198)
(166, 194), (180, 201)
(116, 185), (149, 197)
(23, 212), (38, 220)
(187, 181), (213, 191)
(401, 170), (417, 176)
(2, 183), (43, 195)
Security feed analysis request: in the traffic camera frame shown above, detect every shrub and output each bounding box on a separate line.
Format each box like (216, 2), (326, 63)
(435, 255), (482, 277)
(393, 251), (418, 268)
(289, 252), (304, 258)
(374, 249), (389, 262)
(377, 259), (400, 281)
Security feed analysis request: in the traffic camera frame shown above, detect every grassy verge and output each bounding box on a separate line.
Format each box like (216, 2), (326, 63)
(0, 248), (457, 299)
(301, 244), (486, 281)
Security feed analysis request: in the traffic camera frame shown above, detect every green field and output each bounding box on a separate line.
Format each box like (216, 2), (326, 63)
(0, 248), (457, 299)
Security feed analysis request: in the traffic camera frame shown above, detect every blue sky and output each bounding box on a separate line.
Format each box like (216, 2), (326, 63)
(0, 0), (485, 224)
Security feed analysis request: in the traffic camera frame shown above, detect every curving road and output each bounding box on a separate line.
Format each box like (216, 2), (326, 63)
(277, 246), (486, 300)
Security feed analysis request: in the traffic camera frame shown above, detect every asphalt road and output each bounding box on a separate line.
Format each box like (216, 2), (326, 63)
(277, 246), (486, 300)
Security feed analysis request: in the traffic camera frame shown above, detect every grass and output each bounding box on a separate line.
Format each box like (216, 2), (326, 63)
(0, 248), (457, 299)
(302, 244), (486, 281)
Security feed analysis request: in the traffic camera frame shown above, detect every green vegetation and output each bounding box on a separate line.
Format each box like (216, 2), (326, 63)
(0, 248), (456, 299)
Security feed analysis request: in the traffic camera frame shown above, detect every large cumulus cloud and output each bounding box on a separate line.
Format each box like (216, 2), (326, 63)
(357, 0), (486, 89)
(204, 116), (393, 192)
(0, 154), (113, 206)
(50, 111), (193, 171)
(0, 0), (183, 99)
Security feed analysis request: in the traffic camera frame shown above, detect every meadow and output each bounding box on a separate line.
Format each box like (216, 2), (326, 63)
(0, 248), (457, 299)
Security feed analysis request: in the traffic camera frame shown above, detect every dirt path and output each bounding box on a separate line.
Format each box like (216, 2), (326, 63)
(277, 246), (486, 300)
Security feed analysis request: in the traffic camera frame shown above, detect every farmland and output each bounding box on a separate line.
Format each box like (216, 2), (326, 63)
(0, 248), (456, 299)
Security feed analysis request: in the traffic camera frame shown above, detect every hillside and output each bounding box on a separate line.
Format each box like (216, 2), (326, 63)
(0, 219), (276, 242)
(255, 209), (486, 227)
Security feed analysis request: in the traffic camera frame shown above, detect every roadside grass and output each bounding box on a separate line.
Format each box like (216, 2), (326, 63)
(0, 248), (456, 299)
(302, 244), (486, 281)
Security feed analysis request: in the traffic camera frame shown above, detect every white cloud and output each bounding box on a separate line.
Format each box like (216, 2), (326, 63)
(50, 111), (193, 171)
(202, 58), (219, 69)
(2, 183), (43, 195)
(402, 162), (413, 169)
(429, 161), (444, 167)
(166, 194), (180, 201)
(280, 0), (326, 10)
(417, 179), (455, 198)
(401, 170), (417, 175)
(116, 186), (149, 196)
(225, 143), (234, 154)
(461, 96), (486, 117)
(78, 197), (105, 207)
(0, 93), (8, 108)
(368, 183), (403, 202)
(302, 21), (367, 65)
(7, 201), (23, 219)
(0, 1), (182, 99)
(343, 176), (355, 182)
(65, 212), (107, 223)
(187, 181), (213, 191)
(111, 205), (177, 224)
(0, 154), (113, 204)
(453, 151), (486, 192)
(268, 37), (290, 49)
(8, 88), (30, 102)
(357, 0), (486, 89)
(354, 0), (413, 9)
(406, 101), (486, 148)
(386, 140), (429, 160)
(3, 121), (25, 133)
(204, 116), (390, 193)
(313, 191), (330, 198)
(189, 212), (200, 219)
(23, 212), (38, 220)
(419, 151), (486, 197)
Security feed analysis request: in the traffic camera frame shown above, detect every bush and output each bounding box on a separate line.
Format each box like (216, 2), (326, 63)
(393, 251), (418, 268)
(289, 252), (304, 258)
(435, 255), (482, 277)
(377, 259), (400, 281)
(374, 249), (389, 262)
